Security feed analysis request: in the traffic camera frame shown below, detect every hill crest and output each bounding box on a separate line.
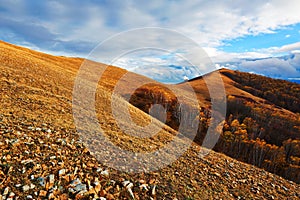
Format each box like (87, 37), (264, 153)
(0, 40), (299, 199)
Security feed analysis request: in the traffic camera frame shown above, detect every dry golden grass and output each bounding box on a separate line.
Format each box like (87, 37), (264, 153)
(1, 40), (299, 199)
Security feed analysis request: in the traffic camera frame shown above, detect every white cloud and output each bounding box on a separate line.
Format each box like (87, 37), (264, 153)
(3, 0), (300, 52)
(274, 42), (300, 53)
(2, 0), (300, 80)
(240, 57), (298, 77)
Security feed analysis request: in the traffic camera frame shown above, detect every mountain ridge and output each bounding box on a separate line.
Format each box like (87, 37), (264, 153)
(0, 40), (299, 199)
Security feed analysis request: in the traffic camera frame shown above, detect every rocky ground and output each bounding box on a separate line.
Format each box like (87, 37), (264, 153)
(1, 113), (299, 199)
(0, 40), (299, 199)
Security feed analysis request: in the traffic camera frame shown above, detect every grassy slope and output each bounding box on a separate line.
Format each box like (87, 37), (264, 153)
(0, 40), (299, 199)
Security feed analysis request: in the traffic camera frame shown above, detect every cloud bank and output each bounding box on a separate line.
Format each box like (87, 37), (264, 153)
(0, 0), (300, 81)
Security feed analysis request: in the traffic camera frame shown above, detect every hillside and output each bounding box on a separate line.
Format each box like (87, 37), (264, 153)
(128, 67), (300, 183)
(0, 40), (299, 199)
(220, 69), (300, 113)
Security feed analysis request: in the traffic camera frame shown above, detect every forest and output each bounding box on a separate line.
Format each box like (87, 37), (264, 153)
(127, 74), (300, 183)
(221, 70), (300, 113)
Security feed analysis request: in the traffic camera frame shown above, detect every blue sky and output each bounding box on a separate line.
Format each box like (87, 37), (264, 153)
(0, 0), (300, 82)
(221, 23), (300, 53)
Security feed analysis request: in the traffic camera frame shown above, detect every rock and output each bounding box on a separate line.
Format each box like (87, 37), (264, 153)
(26, 195), (33, 199)
(122, 180), (133, 189)
(151, 185), (157, 196)
(59, 169), (66, 176)
(8, 192), (15, 198)
(70, 179), (81, 187)
(3, 187), (9, 196)
(22, 185), (30, 192)
(37, 177), (46, 187)
(139, 184), (149, 191)
(100, 190), (107, 196)
(106, 193), (115, 200)
(59, 193), (68, 200)
(96, 167), (102, 173)
(49, 156), (56, 159)
(74, 183), (87, 193)
(282, 186), (289, 192)
(149, 179), (156, 184)
(48, 193), (55, 199)
(49, 174), (55, 184)
(122, 181), (134, 199)
(46, 129), (52, 133)
(94, 183), (101, 193)
(101, 169), (109, 177)
(39, 190), (47, 197)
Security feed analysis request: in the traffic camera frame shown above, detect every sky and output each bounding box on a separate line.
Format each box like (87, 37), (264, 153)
(0, 0), (300, 83)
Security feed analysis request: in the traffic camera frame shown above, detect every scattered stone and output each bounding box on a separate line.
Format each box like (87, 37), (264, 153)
(122, 180), (134, 199)
(27, 126), (34, 131)
(30, 183), (35, 189)
(101, 169), (109, 177)
(282, 186), (289, 192)
(100, 189), (107, 196)
(37, 177), (46, 187)
(39, 190), (47, 197)
(96, 167), (102, 173)
(22, 185), (30, 192)
(59, 169), (66, 176)
(106, 193), (115, 200)
(74, 183), (87, 193)
(3, 187), (9, 196)
(49, 174), (55, 184)
(8, 192), (15, 198)
(139, 184), (149, 191)
(151, 185), (157, 196)
(70, 179), (81, 187)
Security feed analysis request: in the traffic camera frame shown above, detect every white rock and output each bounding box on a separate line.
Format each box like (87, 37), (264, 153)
(3, 187), (9, 196)
(59, 169), (66, 176)
(122, 181), (134, 199)
(122, 180), (133, 189)
(22, 185), (30, 192)
(96, 167), (102, 172)
(49, 174), (55, 184)
(30, 184), (35, 189)
(100, 169), (109, 177)
(152, 185), (156, 196)
(8, 192), (15, 198)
